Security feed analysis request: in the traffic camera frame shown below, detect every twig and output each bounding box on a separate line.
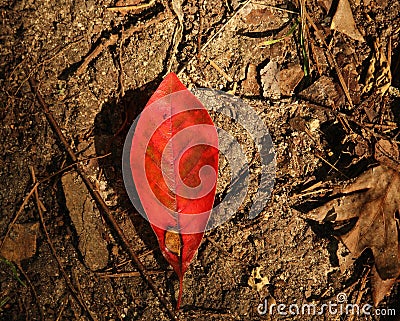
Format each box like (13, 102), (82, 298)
(30, 167), (98, 321)
(305, 12), (354, 109)
(55, 295), (69, 321)
(38, 153), (111, 185)
(71, 269), (95, 319)
(117, 30), (125, 100)
(75, 34), (119, 76)
(196, 0), (203, 63)
(165, 0), (184, 74)
(364, 122), (397, 131)
(28, 77), (177, 320)
(17, 263), (45, 321)
(299, 0), (310, 77)
(9, 36), (84, 98)
(0, 154), (110, 252)
(250, 2), (299, 14)
(315, 154), (349, 179)
(97, 270), (170, 278)
(107, 0), (156, 12)
(208, 58), (233, 82)
(0, 182), (38, 251)
(75, 12), (167, 77)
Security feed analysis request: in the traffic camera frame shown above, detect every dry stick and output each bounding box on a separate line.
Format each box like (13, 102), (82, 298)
(11, 36), (84, 97)
(208, 58), (234, 82)
(75, 12), (167, 76)
(28, 78), (177, 320)
(38, 153), (112, 185)
(309, 101), (392, 141)
(17, 264), (45, 321)
(30, 167), (98, 321)
(0, 154), (110, 251)
(165, 0), (184, 74)
(196, 0), (203, 64)
(305, 12), (354, 109)
(107, 0), (156, 12)
(71, 269), (97, 320)
(299, 0), (308, 76)
(75, 34), (119, 76)
(98, 270), (169, 278)
(0, 182), (39, 251)
(55, 295), (69, 321)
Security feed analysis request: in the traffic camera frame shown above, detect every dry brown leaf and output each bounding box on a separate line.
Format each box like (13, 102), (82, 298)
(0, 223), (39, 263)
(374, 139), (400, 171)
(331, 0), (365, 42)
(241, 4), (289, 32)
(363, 40), (392, 95)
(307, 165), (400, 305)
(299, 75), (345, 108)
(278, 64), (304, 96)
(371, 263), (399, 307)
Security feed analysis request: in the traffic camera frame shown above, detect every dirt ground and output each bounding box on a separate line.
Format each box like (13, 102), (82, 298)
(1, 0), (400, 320)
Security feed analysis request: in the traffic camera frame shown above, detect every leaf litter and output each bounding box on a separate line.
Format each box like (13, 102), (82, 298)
(2, 0), (400, 318)
(307, 165), (400, 306)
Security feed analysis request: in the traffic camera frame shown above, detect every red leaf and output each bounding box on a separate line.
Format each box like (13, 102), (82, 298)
(129, 73), (219, 309)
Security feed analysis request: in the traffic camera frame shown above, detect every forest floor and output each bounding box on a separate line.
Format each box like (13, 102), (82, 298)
(1, 0), (400, 320)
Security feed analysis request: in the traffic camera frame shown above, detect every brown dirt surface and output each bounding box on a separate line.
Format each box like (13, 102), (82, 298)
(1, 0), (400, 320)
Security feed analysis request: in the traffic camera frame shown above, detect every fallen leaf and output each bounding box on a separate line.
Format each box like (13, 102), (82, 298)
(0, 223), (39, 263)
(241, 4), (289, 32)
(331, 0), (365, 42)
(310, 44), (329, 76)
(317, 0), (333, 12)
(363, 39), (392, 95)
(371, 263), (399, 307)
(128, 73), (219, 309)
(307, 165), (400, 305)
(299, 75), (345, 108)
(277, 64), (304, 96)
(374, 139), (400, 172)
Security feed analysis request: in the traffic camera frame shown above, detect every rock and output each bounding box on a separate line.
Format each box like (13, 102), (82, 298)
(61, 172), (109, 270)
(260, 60), (281, 99)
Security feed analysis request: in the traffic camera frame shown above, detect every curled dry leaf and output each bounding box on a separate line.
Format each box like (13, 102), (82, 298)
(307, 165), (400, 305)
